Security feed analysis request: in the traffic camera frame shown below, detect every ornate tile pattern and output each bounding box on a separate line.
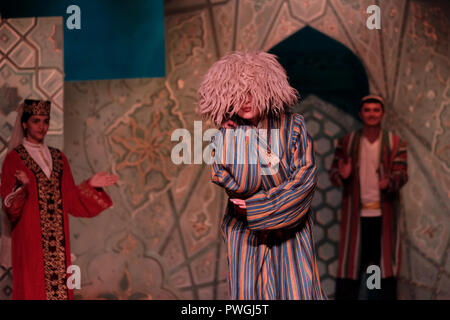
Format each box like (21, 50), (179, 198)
(294, 95), (360, 298)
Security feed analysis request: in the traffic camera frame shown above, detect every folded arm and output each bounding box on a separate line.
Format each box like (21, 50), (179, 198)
(244, 115), (318, 231)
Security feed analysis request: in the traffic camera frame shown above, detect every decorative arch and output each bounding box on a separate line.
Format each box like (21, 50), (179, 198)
(269, 26), (369, 119)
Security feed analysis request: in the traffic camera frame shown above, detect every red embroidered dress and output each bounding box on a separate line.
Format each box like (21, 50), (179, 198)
(1, 145), (112, 300)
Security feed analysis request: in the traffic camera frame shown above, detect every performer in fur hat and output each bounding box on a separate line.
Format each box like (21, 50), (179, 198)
(198, 51), (326, 299)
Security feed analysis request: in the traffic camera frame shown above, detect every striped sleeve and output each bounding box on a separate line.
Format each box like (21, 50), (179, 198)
(210, 152), (241, 198)
(210, 128), (237, 195)
(210, 127), (261, 198)
(388, 137), (408, 192)
(244, 115), (318, 231)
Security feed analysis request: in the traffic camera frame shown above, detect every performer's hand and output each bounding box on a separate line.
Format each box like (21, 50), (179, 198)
(338, 158), (352, 179)
(14, 170), (29, 186)
(221, 120), (238, 129)
(89, 172), (119, 188)
(230, 198), (247, 218)
(379, 175), (390, 190)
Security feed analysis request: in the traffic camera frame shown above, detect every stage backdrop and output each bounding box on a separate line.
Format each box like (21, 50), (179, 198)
(0, 0), (447, 300)
(63, 0), (449, 300)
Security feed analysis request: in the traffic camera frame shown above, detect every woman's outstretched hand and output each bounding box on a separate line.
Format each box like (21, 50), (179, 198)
(89, 172), (119, 188)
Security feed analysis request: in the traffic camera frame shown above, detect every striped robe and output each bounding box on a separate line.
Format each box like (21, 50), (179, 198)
(329, 130), (408, 279)
(210, 113), (326, 300)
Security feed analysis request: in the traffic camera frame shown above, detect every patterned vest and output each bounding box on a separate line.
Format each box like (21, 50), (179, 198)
(15, 144), (68, 300)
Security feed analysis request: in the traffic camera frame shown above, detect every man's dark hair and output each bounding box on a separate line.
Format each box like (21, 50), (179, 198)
(359, 98), (384, 111)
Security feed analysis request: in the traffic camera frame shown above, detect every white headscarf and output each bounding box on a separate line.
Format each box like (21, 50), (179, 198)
(0, 102), (25, 269)
(7, 102), (25, 152)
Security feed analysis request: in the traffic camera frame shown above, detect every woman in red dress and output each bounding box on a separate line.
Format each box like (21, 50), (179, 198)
(0, 99), (118, 300)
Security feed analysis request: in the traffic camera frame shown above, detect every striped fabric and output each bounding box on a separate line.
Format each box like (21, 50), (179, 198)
(211, 113), (326, 300)
(329, 130), (408, 279)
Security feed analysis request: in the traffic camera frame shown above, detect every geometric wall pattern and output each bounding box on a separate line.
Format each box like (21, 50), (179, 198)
(293, 95), (360, 298)
(64, 79), (228, 299)
(1, 0), (445, 300)
(0, 17), (64, 161)
(0, 17), (64, 300)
